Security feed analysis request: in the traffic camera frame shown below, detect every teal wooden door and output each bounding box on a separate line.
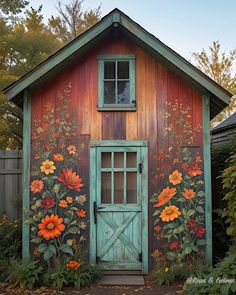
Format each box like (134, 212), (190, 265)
(96, 147), (143, 270)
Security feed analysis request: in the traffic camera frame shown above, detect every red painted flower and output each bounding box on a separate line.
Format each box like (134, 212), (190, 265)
(186, 218), (196, 230)
(58, 168), (84, 192)
(194, 225), (206, 238)
(168, 240), (180, 250)
(41, 196), (56, 209)
(76, 209), (86, 218)
(187, 162), (203, 177)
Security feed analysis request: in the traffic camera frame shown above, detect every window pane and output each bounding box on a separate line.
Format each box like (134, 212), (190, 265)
(118, 61), (129, 79)
(104, 81), (115, 104)
(114, 153), (124, 168)
(117, 81), (130, 104)
(101, 173), (111, 203)
(104, 61), (115, 79)
(127, 172), (137, 203)
(127, 152), (136, 168)
(114, 172), (124, 203)
(102, 153), (111, 168)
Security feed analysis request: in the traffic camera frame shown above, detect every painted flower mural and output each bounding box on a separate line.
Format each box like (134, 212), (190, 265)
(151, 100), (205, 264)
(27, 84), (87, 263)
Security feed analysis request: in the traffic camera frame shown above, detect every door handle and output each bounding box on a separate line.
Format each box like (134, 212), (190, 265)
(93, 201), (97, 224)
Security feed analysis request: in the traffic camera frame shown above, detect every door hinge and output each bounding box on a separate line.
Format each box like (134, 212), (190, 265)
(138, 252), (142, 262)
(93, 201), (97, 224)
(138, 163), (143, 173)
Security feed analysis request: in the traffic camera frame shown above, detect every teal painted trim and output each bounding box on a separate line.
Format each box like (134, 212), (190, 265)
(202, 94), (212, 266)
(22, 89), (31, 258)
(90, 140), (148, 147)
(97, 54), (135, 60)
(112, 11), (121, 23)
(97, 55), (136, 110)
(130, 59), (135, 103)
(119, 14), (230, 104)
(89, 147), (97, 263)
(141, 146), (148, 273)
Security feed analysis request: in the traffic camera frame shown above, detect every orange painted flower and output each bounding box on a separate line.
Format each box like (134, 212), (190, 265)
(59, 200), (68, 208)
(30, 180), (44, 193)
(40, 159), (56, 175)
(182, 162), (189, 170)
(160, 205), (181, 222)
(58, 168), (84, 192)
(38, 214), (65, 240)
(183, 189), (196, 200)
(76, 209), (86, 218)
(53, 153), (64, 162)
(67, 145), (76, 155)
(154, 187), (177, 208)
(66, 196), (73, 203)
(187, 162), (203, 177)
(169, 170), (183, 185)
(152, 249), (163, 258)
(195, 155), (202, 163)
(67, 260), (80, 270)
(154, 225), (161, 232)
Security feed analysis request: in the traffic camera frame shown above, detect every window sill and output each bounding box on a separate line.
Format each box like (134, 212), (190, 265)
(97, 107), (136, 112)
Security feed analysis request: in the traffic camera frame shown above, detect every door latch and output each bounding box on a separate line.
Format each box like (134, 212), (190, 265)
(93, 201), (97, 224)
(138, 252), (142, 262)
(138, 163), (143, 173)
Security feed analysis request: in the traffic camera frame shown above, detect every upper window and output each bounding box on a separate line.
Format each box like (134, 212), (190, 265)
(97, 55), (136, 111)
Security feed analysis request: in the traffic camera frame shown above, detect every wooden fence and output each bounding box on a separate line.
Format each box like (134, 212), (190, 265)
(0, 150), (22, 220)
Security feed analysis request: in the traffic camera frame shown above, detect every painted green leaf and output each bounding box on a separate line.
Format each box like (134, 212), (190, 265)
(31, 237), (41, 244)
(38, 243), (47, 253)
(186, 209), (195, 217)
(197, 239), (206, 246)
(60, 244), (73, 256)
(196, 206), (204, 214)
(197, 191), (205, 197)
(166, 252), (176, 261)
(153, 210), (161, 216)
(64, 217), (70, 224)
(184, 247), (192, 254)
(44, 249), (53, 261)
(49, 244), (57, 255)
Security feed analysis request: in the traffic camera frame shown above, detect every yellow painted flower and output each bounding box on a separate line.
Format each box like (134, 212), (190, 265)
(160, 205), (181, 222)
(59, 200), (68, 208)
(165, 267), (169, 272)
(40, 159), (56, 175)
(66, 196), (73, 203)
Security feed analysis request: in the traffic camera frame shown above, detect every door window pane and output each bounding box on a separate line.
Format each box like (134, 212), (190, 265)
(102, 152), (111, 168)
(114, 152), (124, 168)
(117, 81), (130, 104)
(104, 81), (115, 104)
(114, 172), (124, 203)
(118, 61), (129, 79)
(127, 152), (136, 168)
(127, 172), (137, 203)
(104, 61), (115, 79)
(101, 172), (111, 203)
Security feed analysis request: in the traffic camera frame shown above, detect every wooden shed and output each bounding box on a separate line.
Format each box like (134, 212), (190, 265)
(3, 9), (232, 273)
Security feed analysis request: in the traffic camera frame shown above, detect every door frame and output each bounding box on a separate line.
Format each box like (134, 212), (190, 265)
(89, 140), (148, 274)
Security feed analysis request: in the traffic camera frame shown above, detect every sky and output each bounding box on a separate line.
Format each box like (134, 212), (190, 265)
(30, 0), (236, 65)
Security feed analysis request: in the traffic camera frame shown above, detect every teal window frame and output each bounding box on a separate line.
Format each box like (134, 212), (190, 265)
(97, 55), (136, 111)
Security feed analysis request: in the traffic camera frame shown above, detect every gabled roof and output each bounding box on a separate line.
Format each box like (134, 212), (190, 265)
(212, 111), (236, 133)
(3, 8), (232, 117)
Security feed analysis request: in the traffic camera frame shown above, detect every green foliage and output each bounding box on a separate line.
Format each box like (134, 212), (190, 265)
(0, 214), (21, 260)
(6, 258), (43, 289)
(67, 262), (101, 289)
(183, 246), (236, 295)
(193, 41), (236, 126)
(0, 0), (29, 15)
(44, 263), (68, 291)
(221, 152), (236, 240)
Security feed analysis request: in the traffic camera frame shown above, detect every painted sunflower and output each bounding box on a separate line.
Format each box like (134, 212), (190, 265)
(40, 159), (56, 175)
(38, 214), (65, 240)
(160, 205), (181, 222)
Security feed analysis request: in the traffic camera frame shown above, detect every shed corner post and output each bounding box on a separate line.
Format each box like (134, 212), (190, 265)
(202, 93), (212, 266)
(22, 88), (31, 258)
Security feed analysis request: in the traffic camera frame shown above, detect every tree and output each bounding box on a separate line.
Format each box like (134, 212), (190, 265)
(0, 0), (29, 15)
(193, 41), (236, 126)
(48, 0), (101, 43)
